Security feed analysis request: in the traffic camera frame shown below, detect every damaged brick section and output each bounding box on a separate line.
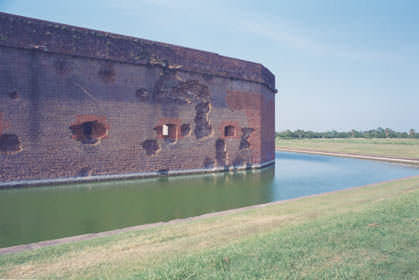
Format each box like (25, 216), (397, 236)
(153, 72), (210, 105)
(194, 102), (212, 139)
(141, 71), (213, 139)
(69, 115), (109, 145)
(233, 155), (246, 167)
(0, 134), (22, 154)
(215, 138), (227, 166)
(180, 123), (191, 137)
(78, 167), (92, 177)
(142, 139), (160, 156)
(203, 157), (215, 168)
(240, 128), (255, 150)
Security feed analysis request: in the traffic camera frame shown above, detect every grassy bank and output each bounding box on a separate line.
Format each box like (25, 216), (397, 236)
(1, 176), (418, 279)
(276, 138), (419, 159)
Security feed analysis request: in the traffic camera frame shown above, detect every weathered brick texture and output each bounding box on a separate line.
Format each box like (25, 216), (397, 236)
(0, 12), (277, 185)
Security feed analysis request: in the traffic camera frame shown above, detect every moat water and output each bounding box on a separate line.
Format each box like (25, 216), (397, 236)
(1, 152), (418, 248)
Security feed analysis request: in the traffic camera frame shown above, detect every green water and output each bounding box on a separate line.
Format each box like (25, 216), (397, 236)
(0, 168), (274, 248)
(0, 152), (418, 248)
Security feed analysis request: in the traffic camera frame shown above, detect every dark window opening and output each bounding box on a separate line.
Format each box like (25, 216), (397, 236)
(70, 120), (108, 145)
(224, 125), (235, 137)
(0, 134), (22, 153)
(83, 122), (93, 137)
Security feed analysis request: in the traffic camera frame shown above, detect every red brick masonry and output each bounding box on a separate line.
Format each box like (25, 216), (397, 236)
(0, 12), (277, 187)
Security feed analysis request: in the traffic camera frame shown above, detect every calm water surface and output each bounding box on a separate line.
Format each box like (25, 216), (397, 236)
(1, 152), (418, 248)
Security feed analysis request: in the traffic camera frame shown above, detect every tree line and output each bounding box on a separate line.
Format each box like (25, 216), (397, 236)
(276, 128), (419, 139)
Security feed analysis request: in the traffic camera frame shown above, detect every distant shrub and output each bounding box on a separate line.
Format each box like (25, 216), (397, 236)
(276, 128), (419, 139)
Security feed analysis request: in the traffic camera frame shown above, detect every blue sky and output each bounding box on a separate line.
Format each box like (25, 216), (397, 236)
(1, 0), (418, 132)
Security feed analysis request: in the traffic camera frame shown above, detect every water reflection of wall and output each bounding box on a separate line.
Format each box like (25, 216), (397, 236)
(0, 166), (275, 248)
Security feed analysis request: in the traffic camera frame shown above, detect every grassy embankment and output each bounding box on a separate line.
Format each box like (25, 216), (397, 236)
(1, 175), (418, 279)
(276, 138), (419, 160)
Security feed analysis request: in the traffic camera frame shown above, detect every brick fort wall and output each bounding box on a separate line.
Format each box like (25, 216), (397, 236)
(0, 12), (277, 185)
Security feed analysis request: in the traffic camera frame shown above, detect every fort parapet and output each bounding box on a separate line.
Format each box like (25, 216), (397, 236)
(0, 12), (277, 187)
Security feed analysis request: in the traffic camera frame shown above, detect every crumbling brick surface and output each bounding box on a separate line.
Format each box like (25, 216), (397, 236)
(180, 123), (191, 137)
(142, 139), (160, 156)
(0, 13), (276, 184)
(153, 72), (210, 105)
(194, 102), (212, 139)
(240, 128), (255, 150)
(203, 157), (215, 168)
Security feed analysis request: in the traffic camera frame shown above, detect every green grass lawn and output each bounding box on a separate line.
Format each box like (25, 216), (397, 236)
(1, 176), (418, 279)
(276, 138), (419, 159)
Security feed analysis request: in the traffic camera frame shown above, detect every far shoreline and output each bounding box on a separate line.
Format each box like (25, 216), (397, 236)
(277, 147), (419, 166)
